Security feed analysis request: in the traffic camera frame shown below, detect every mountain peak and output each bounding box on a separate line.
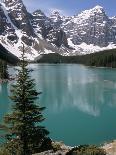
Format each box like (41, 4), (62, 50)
(0, 1), (116, 60)
(51, 10), (61, 16)
(2, 0), (23, 8)
(50, 10), (62, 24)
(91, 5), (104, 13)
(84, 5), (105, 14)
(33, 9), (46, 17)
(50, 10), (62, 18)
(93, 5), (103, 10)
(75, 5), (106, 21)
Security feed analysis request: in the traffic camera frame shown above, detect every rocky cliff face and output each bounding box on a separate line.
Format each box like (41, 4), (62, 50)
(31, 10), (69, 48)
(0, 1), (116, 60)
(42, 28), (69, 48)
(4, 0), (32, 31)
(0, 0), (70, 60)
(32, 9), (51, 36)
(0, 3), (18, 42)
(50, 11), (63, 28)
(61, 6), (116, 48)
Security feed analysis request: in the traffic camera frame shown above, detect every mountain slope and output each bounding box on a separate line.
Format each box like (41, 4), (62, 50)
(0, 0), (70, 60)
(0, 1), (116, 60)
(0, 44), (19, 64)
(61, 5), (116, 54)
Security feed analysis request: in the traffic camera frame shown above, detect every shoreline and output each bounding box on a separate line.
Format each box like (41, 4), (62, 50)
(34, 140), (116, 155)
(32, 62), (116, 69)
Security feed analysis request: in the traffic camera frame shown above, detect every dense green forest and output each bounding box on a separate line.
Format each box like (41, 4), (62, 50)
(0, 44), (19, 65)
(37, 48), (116, 68)
(0, 60), (8, 79)
(0, 44), (19, 79)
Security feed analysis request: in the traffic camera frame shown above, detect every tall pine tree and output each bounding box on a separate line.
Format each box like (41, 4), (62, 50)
(1, 44), (49, 155)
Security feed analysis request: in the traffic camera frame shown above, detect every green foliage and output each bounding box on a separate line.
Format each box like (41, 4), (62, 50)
(0, 140), (23, 155)
(52, 142), (62, 152)
(66, 145), (106, 155)
(0, 44), (19, 65)
(0, 60), (9, 79)
(39, 137), (53, 152)
(37, 53), (62, 63)
(0, 44), (49, 155)
(37, 49), (116, 68)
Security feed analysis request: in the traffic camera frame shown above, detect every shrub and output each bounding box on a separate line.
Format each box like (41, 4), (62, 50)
(52, 142), (63, 152)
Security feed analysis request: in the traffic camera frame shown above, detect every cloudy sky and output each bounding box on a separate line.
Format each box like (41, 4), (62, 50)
(22, 0), (116, 17)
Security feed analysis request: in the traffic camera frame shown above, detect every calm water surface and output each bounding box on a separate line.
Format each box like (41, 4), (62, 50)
(0, 64), (116, 146)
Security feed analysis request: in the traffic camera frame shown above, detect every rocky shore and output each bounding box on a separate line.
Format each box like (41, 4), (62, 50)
(34, 140), (116, 155)
(34, 141), (71, 155)
(103, 140), (116, 155)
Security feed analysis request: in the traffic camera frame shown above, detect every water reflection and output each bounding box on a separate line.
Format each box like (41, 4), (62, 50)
(0, 64), (116, 145)
(33, 64), (116, 117)
(1, 64), (116, 118)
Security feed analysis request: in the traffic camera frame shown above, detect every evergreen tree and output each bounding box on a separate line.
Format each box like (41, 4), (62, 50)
(0, 60), (9, 79)
(0, 44), (49, 155)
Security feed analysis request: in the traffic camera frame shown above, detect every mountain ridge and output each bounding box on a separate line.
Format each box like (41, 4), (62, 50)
(0, 1), (116, 60)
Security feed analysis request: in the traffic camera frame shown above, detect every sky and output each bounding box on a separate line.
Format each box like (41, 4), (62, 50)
(23, 0), (116, 17)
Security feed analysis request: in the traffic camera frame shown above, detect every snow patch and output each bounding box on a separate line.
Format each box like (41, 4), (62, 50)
(68, 38), (116, 55)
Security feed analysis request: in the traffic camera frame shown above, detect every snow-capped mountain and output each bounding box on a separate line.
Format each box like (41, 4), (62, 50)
(61, 5), (116, 54)
(49, 11), (63, 28)
(0, 0), (71, 60)
(0, 1), (116, 60)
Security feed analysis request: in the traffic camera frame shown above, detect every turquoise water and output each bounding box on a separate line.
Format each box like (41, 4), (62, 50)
(0, 64), (116, 146)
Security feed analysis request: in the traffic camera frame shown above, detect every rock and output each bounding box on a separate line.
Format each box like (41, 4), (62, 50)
(103, 140), (116, 155)
(50, 11), (63, 29)
(31, 10), (69, 48)
(0, 0), (71, 60)
(33, 141), (71, 155)
(4, 0), (35, 36)
(0, 1), (116, 59)
(62, 5), (116, 47)
(34, 150), (66, 155)
(45, 28), (69, 48)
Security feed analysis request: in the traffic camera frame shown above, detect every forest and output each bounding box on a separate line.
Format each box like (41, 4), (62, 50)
(0, 44), (19, 79)
(37, 48), (116, 68)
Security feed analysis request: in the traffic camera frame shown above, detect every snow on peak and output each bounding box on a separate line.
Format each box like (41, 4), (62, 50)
(51, 10), (61, 16)
(67, 38), (116, 55)
(33, 9), (45, 17)
(2, 0), (23, 8)
(111, 16), (116, 19)
(93, 5), (103, 10)
(50, 10), (62, 23)
(71, 5), (106, 24)
(89, 5), (105, 14)
(79, 5), (104, 16)
(0, 1), (116, 60)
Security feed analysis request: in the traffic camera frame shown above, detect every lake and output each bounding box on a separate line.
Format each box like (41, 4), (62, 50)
(0, 64), (116, 146)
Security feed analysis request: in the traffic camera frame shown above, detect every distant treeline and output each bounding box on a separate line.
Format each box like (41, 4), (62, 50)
(37, 48), (116, 67)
